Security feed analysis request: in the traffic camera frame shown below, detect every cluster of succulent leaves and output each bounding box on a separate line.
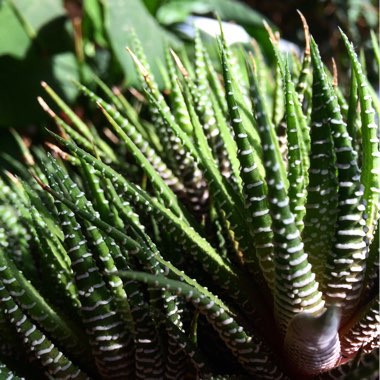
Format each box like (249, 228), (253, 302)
(0, 18), (379, 380)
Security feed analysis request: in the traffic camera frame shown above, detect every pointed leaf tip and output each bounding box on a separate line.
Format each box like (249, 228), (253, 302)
(331, 58), (338, 87)
(297, 10), (310, 54)
(126, 47), (149, 77)
(170, 49), (188, 78)
(37, 97), (56, 118)
(263, 20), (278, 44)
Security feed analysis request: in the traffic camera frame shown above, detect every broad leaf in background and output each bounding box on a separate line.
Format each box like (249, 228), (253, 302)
(0, 0), (30, 58)
(156, 0), (273, 55)
(83, 0), (108, 48)
(104, 0), (182, 88)
(0, 0), (271, 128)
(0, 0), (79, 127)
(156, 1), (210, 25)
(0, 0), (65, 58)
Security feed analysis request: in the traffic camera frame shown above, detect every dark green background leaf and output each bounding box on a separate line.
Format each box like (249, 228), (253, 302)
(0, 0), (66, 57)
(0, 0), (79, 127)
(104, 0), (182, 88)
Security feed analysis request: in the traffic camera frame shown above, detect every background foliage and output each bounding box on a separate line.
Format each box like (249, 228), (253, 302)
(0, 0), (377, 129)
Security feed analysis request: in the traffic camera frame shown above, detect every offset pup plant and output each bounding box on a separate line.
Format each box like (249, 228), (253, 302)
(0, 17), (378, 380)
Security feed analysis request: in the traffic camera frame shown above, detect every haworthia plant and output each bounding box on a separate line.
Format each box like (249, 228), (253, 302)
(0, 17), (378, 380)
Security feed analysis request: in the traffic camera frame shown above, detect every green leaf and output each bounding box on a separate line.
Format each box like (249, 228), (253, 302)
(302, 60), (338, 283)
(156, 0), (210, 25)
(221, 46), (274, 290)
(0, 244), (92, 370)
(340, 30), (380, 245)
(104, 0), (182, 89)
(0, 360), (25, 380)
(0, 277), (90, 380)
(83, 0), (107, 47)
(283, 61), (308, 231)
(310, 37), (367, 322)
(75, 82), (188, 204)
(119, 270), (285, 379)
(0, 0), (79, 127)
(0, 0), (66, 58)
(43, 170), (136, 378)
(251, 46), (324, 335)
(0, 0), (29, 58)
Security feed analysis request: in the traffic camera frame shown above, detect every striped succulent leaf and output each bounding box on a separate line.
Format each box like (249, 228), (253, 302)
(118, 271), (285, 379)
(317, 348), (379, 379)
(310, 38), (368, 320)
(340, 31), (380, 244)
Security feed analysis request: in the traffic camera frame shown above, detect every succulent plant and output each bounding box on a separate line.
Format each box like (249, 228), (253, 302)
(0, 18), (379, 380)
